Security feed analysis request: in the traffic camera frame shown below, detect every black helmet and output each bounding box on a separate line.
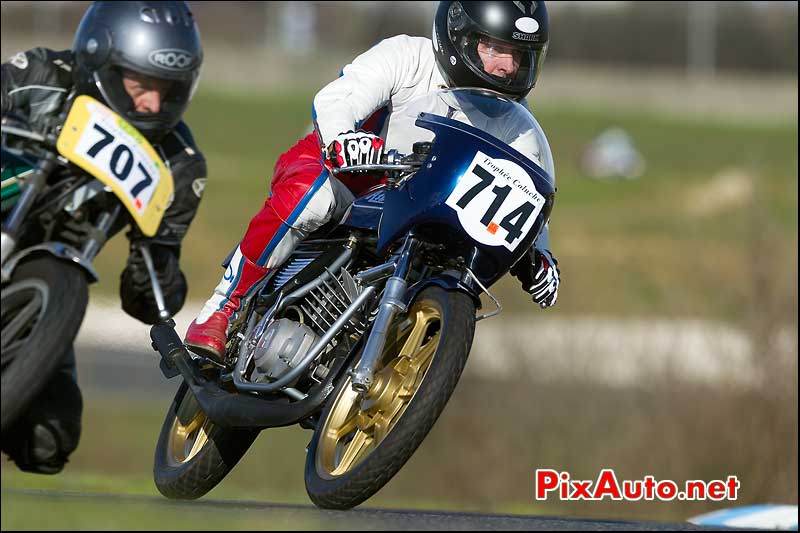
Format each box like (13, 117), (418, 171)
(432, 1), (549, 100)
(72, 1), (203, 142)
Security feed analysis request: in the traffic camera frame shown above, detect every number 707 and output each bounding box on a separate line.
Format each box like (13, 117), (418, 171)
(87, 122), (154, 198)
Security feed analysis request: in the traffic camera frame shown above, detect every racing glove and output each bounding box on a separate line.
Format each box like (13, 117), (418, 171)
(120, 242), (187, 324)
(326, 130), (385, 168)
(510, 248), (560, 309)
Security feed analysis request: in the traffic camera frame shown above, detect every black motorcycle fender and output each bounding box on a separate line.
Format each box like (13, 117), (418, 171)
(1, 243), (99, 284)
(403, 273), (482, 309)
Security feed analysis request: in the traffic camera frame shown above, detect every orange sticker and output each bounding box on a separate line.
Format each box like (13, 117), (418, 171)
(487, 222), (499, 234)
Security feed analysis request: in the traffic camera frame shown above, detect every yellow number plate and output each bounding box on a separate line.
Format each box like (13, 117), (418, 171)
(56, 95), (174, 236)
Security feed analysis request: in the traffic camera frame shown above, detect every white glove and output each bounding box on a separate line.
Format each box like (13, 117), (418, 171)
(528, 249), (560, 308)
(327, 130), (385, 169)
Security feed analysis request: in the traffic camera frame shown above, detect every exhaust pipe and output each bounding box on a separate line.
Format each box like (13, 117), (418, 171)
(149, 321), (351, 429)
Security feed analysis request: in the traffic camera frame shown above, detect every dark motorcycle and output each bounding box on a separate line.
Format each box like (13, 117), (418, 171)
(2, 95), (174, 431)
(150, 88), (556, 509)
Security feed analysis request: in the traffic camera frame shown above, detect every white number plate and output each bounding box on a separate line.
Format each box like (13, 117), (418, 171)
(445, 151), (546, 251)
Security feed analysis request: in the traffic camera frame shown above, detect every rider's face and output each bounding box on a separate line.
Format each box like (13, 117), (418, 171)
(121, 70), (172, 114)
(477, 36), (522, 79)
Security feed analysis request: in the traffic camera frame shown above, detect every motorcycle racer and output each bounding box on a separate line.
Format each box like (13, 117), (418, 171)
(1, 1), (206, 474)
(185, 1), (560, 364)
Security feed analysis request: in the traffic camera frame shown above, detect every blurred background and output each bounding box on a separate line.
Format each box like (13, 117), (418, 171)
(2, 1), (797, 529)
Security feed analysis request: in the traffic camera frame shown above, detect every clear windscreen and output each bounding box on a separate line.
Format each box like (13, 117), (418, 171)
(403, 88), (555, 179)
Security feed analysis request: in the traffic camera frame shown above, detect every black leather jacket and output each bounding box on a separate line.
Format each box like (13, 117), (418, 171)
(2, 47), (207, 322)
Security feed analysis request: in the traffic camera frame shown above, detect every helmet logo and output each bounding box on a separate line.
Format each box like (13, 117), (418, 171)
(86, 38), (99, 55)
(514, 17), (539, 34)
(450, 56), (457, 66)
(148, 49), (195, 71)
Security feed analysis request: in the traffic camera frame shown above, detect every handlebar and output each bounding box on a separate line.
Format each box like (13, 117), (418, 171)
(2, 112), (65, 149)
(329, 147), (427, 176)
(330, 163), (417, 176)
(1, 124), (48, 143)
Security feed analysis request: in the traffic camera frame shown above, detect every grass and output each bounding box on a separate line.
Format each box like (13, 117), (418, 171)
(0, 491), (369, 531)
(2, 375), (796, 528)
(82, 87), (797, 325)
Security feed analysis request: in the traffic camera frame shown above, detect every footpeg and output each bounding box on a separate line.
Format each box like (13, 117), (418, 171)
(186, 347), (229, 371)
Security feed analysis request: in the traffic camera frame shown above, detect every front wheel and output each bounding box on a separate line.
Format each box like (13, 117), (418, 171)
(153, 381), (259, 499)
(304, 286), (476, 509)
(1, 256), (89, 431)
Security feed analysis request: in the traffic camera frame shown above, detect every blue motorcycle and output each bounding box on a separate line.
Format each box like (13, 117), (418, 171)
(150, 88), (556, 509)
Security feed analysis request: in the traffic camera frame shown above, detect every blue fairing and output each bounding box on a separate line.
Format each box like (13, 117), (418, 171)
(379, 113), (554, 288)
(338, 94), (556, 290)
(341, 187), (385, 232)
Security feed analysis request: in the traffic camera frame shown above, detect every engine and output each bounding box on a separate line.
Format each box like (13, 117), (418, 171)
(250, 318), (319, 384)
(247, 255), (367, 387)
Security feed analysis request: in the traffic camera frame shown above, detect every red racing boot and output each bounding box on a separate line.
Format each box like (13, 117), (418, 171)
(184, 246), (270, 362)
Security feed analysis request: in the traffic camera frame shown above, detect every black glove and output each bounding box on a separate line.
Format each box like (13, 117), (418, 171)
(510, 248), (560, 309)
(120, 243), (187, 324)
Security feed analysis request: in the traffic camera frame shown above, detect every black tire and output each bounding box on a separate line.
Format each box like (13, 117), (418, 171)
(153, 381), (259, 499)
(1, 256), (89, 431)
(304, 286), (476, 509)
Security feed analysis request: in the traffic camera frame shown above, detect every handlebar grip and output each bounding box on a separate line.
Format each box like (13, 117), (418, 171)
(150, 320), (183, 359)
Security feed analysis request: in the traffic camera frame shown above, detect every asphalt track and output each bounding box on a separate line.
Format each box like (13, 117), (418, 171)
(2, 488), (728, 531)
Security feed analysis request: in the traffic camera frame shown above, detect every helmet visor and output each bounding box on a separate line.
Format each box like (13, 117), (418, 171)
(93, 66), (199, 137)
(460, 34), (538, 95)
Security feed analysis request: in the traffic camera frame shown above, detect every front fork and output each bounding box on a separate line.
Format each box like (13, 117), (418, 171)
(349, 236), (419, 393)
(1, 146), (122, 274)
(1, 151), (59, 266)
(0, 153), (159, 312)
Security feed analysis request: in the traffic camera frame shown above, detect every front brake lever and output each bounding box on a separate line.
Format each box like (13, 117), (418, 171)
(136, 242), (172, 322)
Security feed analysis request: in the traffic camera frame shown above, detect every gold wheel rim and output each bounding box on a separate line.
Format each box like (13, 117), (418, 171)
(167, 389), (214, 466)
(316, 297), (443, 479)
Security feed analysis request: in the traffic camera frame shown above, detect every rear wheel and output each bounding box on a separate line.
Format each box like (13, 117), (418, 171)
(153, 382), (259, 499)
(1, 256), (89, 431)
(304, 286), (476, 509)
